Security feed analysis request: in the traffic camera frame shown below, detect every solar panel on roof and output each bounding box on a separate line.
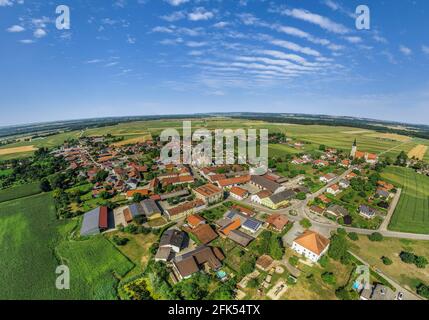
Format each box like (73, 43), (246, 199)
(243, 219), (261, 231)
(226, 211), (236, 219)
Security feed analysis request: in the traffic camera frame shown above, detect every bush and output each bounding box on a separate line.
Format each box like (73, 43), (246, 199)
(318, 255), (329, 268)
(417, 283), (429, 299)
(347, 232), (358, 241)
(321, 272), (336, 285)
(328, 234), (349, 262)
(289, 256), (299, 266)
(337, 228), (347, 236)
(368, 232), (383, 242)
(381, 256), (393, 265)
(415, 256), (428, 269)
(112, 235), (129, 246)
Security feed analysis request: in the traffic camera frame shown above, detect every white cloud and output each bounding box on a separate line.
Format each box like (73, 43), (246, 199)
(105, 61), (119, 67)
(270, 39), (321, 57)
(7, 25), (25, 32)
(237, 13), (260, 26)
(186, 41), (207, 48)
(188, 7), (214, 21)
(282, 8), (349, 34)
(213, 21), (229, 28)
(33, 28), (47, 38)
(422, 45), (429, 55)
(399, 45), (412, 56)
(165, 0), (189, 5)
(0, 0), (13, 6)
(126, 35), (136, 44)
(189, 50), (203, 56)
(344, 36), (362, 44)
(161, 11), (186, 22)
(373, 34), (388, 44)
(152, 26), (174, 33)
(19, 39), (35, 44)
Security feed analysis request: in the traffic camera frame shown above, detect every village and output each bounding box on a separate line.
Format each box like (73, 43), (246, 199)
(47, 131), (412, 301)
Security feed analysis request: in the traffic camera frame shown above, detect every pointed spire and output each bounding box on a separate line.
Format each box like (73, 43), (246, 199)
(353, 139), (357, 147)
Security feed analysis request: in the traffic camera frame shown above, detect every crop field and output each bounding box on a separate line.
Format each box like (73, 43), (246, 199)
(0, 146), (37, 156)
(381, 166), (429, 234)
(0, 182), (41, 203)
(408, 145), (428, 160)
(56, 236), (135, 299)
(111, 134), (152, 147)
(0, 193), (71, 299)
(1, 118), (429, 162)
(0, 190), (134, 299)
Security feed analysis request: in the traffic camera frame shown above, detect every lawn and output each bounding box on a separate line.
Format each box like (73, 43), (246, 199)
(0, 181), (41, 203)
(0, 192), (135, 299)
(349, 235), (429, 295)
(381, 166), (429, 234)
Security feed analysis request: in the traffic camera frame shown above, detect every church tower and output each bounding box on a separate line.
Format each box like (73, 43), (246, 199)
(350, 139), (357, 158)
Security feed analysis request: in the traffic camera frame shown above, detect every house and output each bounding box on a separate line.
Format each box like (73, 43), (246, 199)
(229, 186), (249, 201)
(376, 188), (390, 199)
(217, 175), (251, 189)
(317, 195), (332, 204)
(291, 230), (330, 263)
(359, 205), (377, 219)
(266, 214), (289, 232)
(140, 199), (162, 220)
(193, 183), (223, 204)
(346, 172), (358, 180)
(187, 214), (206, 229)
(326, 204), (348, 218)
(309, 205), (325, 215)
(154, 247), (174, 262)
(378, 181), (394, 191)
(340, 159), (350, 168)
(223, 210), (263, 234)
(126, 188), (150, 199)
(165, 199), (206, 221)
(313, 160), (329, 167)
(256, 255), (274, 272)
(326, 184), (341, 196)
(351, 140), (378, 164)
(320, 173), (337, 184)
(339, 179), (350, 189)
(191, 224), (218, 244)
(125, 178), (139, 190)
(80, 206), (109, 236)
(261, 189), (296, 210)
(227, 229), (254, 247)
(159, 229), (187, 253)
(251, 190), (272, 204)
(172, 245), (225, 281)
(231, 204), (255, 217)
(250, 175), (285, 194)
(360, 284), (396, 300)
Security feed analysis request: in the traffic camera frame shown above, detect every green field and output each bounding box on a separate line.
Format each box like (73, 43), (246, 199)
(0, 192), (135, 299)
(382, 166), (429, 234)
(0, 182), (41, 203)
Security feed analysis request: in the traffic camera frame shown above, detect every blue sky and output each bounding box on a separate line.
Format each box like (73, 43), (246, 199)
(1, 0), (429, 126)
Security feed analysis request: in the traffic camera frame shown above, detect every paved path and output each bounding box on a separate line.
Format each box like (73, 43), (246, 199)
(348, 251), (422, 300)
(379, 188), (402, 232)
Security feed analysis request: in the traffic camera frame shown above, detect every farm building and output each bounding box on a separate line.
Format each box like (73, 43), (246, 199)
(80, 206), (109, 236)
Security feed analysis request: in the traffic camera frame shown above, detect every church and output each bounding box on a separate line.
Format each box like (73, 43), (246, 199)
(350, 139), (378, 164)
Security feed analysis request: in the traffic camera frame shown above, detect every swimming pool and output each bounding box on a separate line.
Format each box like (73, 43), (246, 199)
(216, 270), (227, 279)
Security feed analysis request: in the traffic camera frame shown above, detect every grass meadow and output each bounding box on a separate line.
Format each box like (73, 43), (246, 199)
(0, 181), (41, 203)
(382, 166), (429, 234)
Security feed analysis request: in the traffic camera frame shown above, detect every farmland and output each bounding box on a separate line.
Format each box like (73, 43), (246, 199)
(1, 118), (428, 162)
(0, 191), (135, 299)
(0, 181), (41, 203)
(381, 166), (429, 234)
(350, 236), (429, 295)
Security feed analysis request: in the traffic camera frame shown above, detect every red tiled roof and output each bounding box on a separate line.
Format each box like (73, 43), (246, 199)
(98, 206), (108, 229)
(217, 175), (250, 187)
(194, 183), (222, 197)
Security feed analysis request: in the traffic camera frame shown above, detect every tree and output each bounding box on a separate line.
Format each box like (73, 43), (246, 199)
(94, 170), (108, 183)
(347, 232), (359, 241)
(399, 251), (415, 264)
(40, 178), (52, 192)
(319, 145), (326, 151)
(289, 256), (299, 266)
(328, 234), (349, 262)
(381, 256), (393, 265)
(417, 283), (429, 299)
(296, 192), (306, 200)
(415, 256), (428, 269)
(395, 151), (408, 167)
(300, 218), (312, 229)
(132, 193), (145, 203)
(112, 235), (129, 246)
(368, 232), (383, 242)
(269, 235), (284, 260)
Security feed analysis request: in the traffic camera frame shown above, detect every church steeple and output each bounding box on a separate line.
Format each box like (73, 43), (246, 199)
(351, 139), (357, 158)
(353, 139), (357, 147)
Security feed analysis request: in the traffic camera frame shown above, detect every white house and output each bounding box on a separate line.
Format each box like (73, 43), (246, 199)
(251, 190), (272, 204)
(291, 230), (330, 263)
(229, 186), (249, 201)
(320, 173), (337, 184)
(326, 184), (341, 196)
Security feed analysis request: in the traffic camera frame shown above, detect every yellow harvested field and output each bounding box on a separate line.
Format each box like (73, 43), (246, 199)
(366, 133), (411, 142)
(111, 135), (152, 147)
(342, 130), (371, 134)
(408, 144), (428, 160)
(0, 146), (37, 156)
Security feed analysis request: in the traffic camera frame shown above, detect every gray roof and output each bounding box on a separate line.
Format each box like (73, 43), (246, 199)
(155, 247), (173, 261)
(228, 230), (254, 247)
(251, 175), (282, 193)
(160, 189), (189, 200)
(376, 189), (390, 198)
(80, 207), (101, 236)
(326, 204), (349, 216)
(269, 189), (296, 204)
(359, 205), (376, 216)
(129, 203), (144, 218)
(160, 229), (187, 249)
(370, 284), (395, 300)
(224, 210), (263, 230)
(140, 199), (161, 217)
